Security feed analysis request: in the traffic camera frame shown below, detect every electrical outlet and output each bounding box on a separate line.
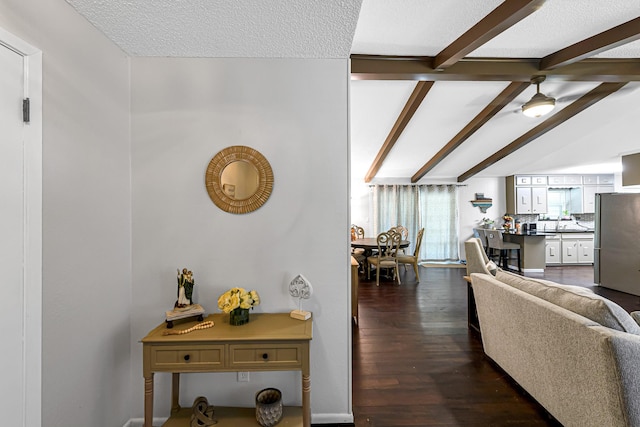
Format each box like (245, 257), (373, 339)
(237, 372), (250, 382)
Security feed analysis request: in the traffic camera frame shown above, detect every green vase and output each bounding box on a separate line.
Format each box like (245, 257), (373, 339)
(229, 308), (250, 326)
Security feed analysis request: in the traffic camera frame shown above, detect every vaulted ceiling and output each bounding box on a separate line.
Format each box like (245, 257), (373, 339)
(64, 0), (640, 187)
(351, 0), (640, 187)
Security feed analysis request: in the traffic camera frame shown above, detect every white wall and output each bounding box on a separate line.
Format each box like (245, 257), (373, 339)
(130, 58), (352, 423)
(458, 177), (506, 258)
(0, 1), (132, 426)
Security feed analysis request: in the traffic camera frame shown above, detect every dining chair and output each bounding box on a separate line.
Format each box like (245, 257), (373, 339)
(397, 227), (424, 281)
(350, 225), (366, 271)
(486, 229), (521, 273)
(389, 225), (409, 253)
(367, 231), (402, 286)
(394, 225), (409, 240)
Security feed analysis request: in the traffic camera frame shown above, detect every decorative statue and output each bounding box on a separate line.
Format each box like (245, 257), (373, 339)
(289, 274), (313, 320)
(176, 268), (195, 308)
(165, 268), (205, 328)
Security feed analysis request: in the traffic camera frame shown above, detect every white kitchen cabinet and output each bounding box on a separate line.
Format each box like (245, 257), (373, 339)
(515, 186), (547, 214)
(560, 233), (594, 264)
(562, 239), (579, 263)
(532, 187), (547, 213)
(548, 176), (564, 185)
(545, 237), (561, 264)
(516, 176), (531, 185)
(578, 239), (594, 263)
(532, 176), (547, 185)
(582, 185), (614, 213)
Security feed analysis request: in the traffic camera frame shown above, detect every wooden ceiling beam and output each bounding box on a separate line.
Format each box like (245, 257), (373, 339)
(351, 56), (640, 82)
(457, 82), (628, 182)
(540, 17), (640, 70)
(364, 81), (434, 183)
(433, 0), (546, 70)
(411, 82), (530, 183)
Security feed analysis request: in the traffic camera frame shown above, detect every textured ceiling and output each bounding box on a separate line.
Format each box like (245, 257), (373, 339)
(65, 0), (363, 57)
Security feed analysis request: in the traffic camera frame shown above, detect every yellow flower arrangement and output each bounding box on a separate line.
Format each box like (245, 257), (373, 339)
(217, 287), (260, 313)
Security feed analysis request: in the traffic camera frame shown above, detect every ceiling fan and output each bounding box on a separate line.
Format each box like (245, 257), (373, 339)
(498, 79), (638, 118)
(521, 76), (555, 117)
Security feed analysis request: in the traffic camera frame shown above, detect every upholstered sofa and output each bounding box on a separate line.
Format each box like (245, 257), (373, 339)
(464, 238), (640, 427)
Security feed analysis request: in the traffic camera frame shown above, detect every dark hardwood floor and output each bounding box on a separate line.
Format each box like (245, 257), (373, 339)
(352, 265), (640, 427)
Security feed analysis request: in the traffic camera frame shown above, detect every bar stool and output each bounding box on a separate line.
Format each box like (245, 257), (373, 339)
(473, 228), (489, 256)
(486, 230), (521, 273)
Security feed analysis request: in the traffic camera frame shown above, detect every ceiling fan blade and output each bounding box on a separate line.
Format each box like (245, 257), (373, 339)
(555, 85), (639, 104)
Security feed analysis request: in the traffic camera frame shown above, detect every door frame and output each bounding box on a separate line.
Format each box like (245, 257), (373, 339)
(0, 26), (42, 427)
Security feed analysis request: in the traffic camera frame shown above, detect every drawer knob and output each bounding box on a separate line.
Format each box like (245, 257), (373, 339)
(262, 353), (269, 360)
(184, 354), (191, 361)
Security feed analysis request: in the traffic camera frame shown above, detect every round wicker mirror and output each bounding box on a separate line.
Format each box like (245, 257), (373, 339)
(205, 146), (274, 214)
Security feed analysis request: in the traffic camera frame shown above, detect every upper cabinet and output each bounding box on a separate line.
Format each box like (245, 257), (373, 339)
(506, 174), (614, 216)
(507, 176), (548, 214)
(582, 175), (614, 213)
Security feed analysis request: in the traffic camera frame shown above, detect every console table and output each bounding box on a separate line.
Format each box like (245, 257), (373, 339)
(141, 313), (313, 427)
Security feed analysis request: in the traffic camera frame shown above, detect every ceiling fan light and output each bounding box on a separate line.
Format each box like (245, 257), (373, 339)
(522, 92), (556, 117)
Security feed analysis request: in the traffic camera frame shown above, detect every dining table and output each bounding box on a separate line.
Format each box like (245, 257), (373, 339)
(351, 237), (410, 258)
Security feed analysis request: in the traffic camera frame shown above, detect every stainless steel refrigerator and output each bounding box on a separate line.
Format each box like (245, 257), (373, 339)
(594, 192), (640, 296)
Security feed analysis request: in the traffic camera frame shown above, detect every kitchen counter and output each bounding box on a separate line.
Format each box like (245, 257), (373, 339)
(501, 232), (547, 273)
(545, 230), (594, 233)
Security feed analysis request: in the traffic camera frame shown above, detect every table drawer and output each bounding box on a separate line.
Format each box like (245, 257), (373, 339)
(229, 344), (303, 369)
(150, 344), (224, 371)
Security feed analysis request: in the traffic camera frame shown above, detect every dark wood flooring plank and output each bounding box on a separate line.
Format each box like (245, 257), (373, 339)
(352, 264), (638, 426)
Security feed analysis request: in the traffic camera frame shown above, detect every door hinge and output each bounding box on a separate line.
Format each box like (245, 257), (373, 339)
(23, 98), (30, 123)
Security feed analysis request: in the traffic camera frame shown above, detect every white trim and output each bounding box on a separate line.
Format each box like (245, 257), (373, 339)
(312, 412), (355, 423)
(124, 417), (167, 427)
(0, 26), (42, 427)
(125, 412), (356, 426)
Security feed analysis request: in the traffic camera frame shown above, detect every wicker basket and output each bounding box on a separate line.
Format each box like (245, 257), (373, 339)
(255, 388), (283, 427)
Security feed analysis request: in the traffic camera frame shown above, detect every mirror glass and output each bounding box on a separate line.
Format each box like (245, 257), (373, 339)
(546, 187), (582, 218)
(205, 146), (274, 214)
(220, 160), (260, 200)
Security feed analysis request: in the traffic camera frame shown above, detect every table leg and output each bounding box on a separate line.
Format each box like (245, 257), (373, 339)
(302, 372), (311, 427)
(144, 373), (154, 427)
(171, 373), (181, 413)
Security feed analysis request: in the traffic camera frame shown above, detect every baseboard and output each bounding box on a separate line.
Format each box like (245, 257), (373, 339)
(125, 417), (167, 427)
(312, 413), (354, 424)
(125, 413), (354, 427)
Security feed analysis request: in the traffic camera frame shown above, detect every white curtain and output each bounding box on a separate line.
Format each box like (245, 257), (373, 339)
(371, 184), (459, 262)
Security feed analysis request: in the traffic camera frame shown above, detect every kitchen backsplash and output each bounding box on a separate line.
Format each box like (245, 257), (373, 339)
(514, 213), (595, 231)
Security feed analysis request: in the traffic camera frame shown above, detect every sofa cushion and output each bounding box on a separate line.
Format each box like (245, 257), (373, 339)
(485, 260), (498, 276)
(495, 270), (640, 335)
(631, 311), (640, 326)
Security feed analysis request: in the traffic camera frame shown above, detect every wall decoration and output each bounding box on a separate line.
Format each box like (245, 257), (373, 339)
(289, 274), (313, 320)
(470, 192), (493, 213)
(205, 145), (274, 214)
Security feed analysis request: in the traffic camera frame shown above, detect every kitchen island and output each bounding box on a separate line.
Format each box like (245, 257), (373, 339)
(501, 231), (553, 273)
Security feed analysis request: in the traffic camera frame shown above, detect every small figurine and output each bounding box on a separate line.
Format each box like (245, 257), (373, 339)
(166, 268), (205, 328)
(176, 268), (195, 308)
(289, 274), (313, 321)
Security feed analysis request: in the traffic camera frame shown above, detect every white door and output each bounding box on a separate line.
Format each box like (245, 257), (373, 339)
(0, 43), (26, 426)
